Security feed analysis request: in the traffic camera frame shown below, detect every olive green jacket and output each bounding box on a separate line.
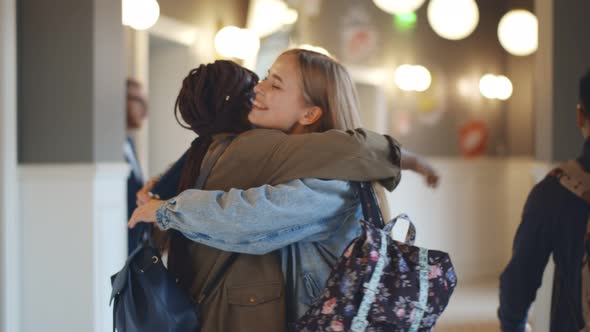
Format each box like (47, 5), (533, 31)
(172, 128), (401, 332)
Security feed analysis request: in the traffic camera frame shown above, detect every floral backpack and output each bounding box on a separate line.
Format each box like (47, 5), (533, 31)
(294, 182), (457, 331)
(549, 160), (590, 330)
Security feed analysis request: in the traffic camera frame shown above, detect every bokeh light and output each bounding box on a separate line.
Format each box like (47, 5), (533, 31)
(250, 0), (298, 37)
(122, 0), (160, 30)
(394, 12), (418, 31)
(498, 10), (538, 56)
(479, 74), (513, 100)
(427, 0), (479, 40)
(298, 44), (331, 57)
(215, 27), (260, 60)
(373, 0), (426, 14)
(395, 65), (432, 92)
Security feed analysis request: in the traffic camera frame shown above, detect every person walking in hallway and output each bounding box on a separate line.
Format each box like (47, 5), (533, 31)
(499, 69), (590, 332)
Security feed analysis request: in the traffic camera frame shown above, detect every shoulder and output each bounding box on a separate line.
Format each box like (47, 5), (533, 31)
(526, 174), (587, 217)
(527, 175), (565, 206)
(228, 129), (286, 151)
(236, 128), (288, 140)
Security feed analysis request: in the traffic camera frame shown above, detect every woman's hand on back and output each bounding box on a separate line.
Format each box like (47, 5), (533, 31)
(128, 199), (164, 229)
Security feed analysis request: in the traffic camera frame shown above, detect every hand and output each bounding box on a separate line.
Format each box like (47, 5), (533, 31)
(128, 199), (164, 229)
(414, 157), (440, 188)
(525, 323), (532, 332)
(136, 177), (159, 206)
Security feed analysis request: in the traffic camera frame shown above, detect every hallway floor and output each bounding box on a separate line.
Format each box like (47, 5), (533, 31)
(434, 280), (500, 332)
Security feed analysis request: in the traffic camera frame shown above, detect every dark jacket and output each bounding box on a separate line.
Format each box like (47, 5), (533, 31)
(499, 137), (590, 332)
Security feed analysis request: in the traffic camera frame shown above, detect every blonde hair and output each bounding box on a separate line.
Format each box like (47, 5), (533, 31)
(281, 49), (362, 131)
(282, 48), (392, 219)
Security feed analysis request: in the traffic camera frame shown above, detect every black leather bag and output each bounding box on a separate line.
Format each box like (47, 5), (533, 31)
(110, 236), (238, 332)
(111, 137), (237, 332)
(110, 238), (199, 332)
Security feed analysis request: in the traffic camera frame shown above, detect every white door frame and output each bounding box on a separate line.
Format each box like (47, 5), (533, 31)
(0, 0), (20, 331)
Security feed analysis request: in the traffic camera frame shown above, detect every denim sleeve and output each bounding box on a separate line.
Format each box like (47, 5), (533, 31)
(498, 178), (557, 332)
(155, 179), (359, 255)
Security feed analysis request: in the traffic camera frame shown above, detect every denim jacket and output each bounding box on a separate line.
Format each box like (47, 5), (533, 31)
(157, 178), (363, 318)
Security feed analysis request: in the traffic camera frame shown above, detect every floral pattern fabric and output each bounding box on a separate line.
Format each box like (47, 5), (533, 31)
(295, 183), (457, 331)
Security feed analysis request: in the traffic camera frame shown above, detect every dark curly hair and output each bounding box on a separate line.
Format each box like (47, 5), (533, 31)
(174, 60), (258, 192)
(174, 60), (257, 137)
(161, 61), (258, 287)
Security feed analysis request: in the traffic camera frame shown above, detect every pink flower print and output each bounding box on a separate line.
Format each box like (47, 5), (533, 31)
(396, 308), (406, 318)
(322, 297), (337, 315)
(370, 250), (379, 262)
(330, 319), (344, 331)
(428, 265), (442, 280)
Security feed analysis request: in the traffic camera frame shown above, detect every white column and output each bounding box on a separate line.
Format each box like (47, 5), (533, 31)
(127, 28), (151, 177)
(0, 0), (20, 331)
(19, 164), (127, 332)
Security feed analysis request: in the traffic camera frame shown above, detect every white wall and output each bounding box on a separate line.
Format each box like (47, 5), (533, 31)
(0, 0), (20, 330)
(147, 39), (199, 177)
(386, 157), (536, 282)
(19, 164), (127, 332)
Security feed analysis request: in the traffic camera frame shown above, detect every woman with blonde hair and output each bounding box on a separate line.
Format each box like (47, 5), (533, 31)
(131, 49), (437, 329)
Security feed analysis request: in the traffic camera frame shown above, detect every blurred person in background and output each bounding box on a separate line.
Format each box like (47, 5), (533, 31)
(125, 78), (148, 254)
(499, 69), (590, 332)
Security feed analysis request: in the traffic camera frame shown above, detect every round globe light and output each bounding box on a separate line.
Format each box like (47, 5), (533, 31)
(235, 28), (261, 59)
(215, 27), (260, 60)
(372, 0), (425, 14)
(496, 75), (513, 100)
(479, 74), (513, 100)
(498, 10), (538, 56)
(413, 65), (432, 92)
(427, 0), (479, 40)
(250, 0), (297, 37)
(395, 64), (432, 92)
(299, 44), (331, 57)
(282, 8), (299, 25)
(479, 74), (499, 99)
(122, 0), (160, 30)
(395, 65), (416, 91)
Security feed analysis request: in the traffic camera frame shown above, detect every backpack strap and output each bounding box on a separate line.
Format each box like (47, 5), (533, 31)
(553, 163), (590, 330)
(194, 135), (235, 189)
(193, 136), (240, 304)
(354, 182), (385, 229)
(550, 160), (590, 204)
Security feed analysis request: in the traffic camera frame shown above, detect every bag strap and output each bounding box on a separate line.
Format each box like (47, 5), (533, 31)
(287, 182), (385, 328)
(196, 252), (239, 304)
(354, 182), (385, 229)
(551, 160), (590, 204)
(351, 230), (389, 331)
(194, 135), (235, 189)
(152, 135), (239, 304)
(193, 136), (240, 304)
(553, 162), (590, 329)
(285, 245), (297, 328)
